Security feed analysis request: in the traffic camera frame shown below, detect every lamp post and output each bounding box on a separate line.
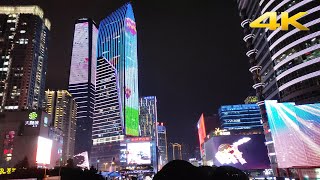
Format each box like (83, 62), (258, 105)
(103, 162), (108, 171)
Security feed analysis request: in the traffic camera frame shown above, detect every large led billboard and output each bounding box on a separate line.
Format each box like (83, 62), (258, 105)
(36, 136), (53, 165)
(197, 113), (206, 154)
(127, 142), (151, 165)
(265, 100), (320, 168)
(124, 11), (139, 136)
(69, 22), (89, 85)
(206, 134), (270, 170)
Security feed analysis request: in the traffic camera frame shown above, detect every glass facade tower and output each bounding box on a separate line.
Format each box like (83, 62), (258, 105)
(97, 3), (140, 137)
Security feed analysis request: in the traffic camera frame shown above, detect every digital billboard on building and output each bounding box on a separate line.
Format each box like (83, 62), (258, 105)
(205, 134), (270, 170)
(197, 114), (206, 154)
(69, 22), (89, 84)
(265, 100), (320, 168)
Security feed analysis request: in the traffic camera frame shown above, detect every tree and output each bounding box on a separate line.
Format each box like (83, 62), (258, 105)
(15, 156), (29, 169)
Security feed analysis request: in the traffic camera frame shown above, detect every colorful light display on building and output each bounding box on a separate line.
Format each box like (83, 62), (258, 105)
(265, 100), (320, 168)
(36, 136), (53, 165)
(69, 22), (89, 85)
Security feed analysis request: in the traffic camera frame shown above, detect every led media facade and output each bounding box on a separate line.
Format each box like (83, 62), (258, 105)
(97, 3), (139, 136)
(69, 22), (89, 84)
(68, 18), (97, 154)
(36, 136), (53, 165)
(265, 100), (320, 168)
(205, 134), (270, 170)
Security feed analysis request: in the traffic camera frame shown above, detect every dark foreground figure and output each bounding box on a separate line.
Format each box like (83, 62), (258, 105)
(153, 160), (248, 180)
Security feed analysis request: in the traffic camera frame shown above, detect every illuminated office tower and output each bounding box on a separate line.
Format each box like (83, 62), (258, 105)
(68, 18), (98, 154)
(139, 96), (158, 138)
(44, 90), (77, 163)
(237, 0), (320, 173)
(91, 57), (123, 169)
(157, 122), (168, 170)
(97, 3), (140, 137)
(0, 6), (50, 111)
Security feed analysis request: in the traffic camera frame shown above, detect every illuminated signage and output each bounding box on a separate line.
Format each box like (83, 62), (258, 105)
(125, 18), (137, 35)
(225, 119), (241, 123)
(0, 167), (16, 175)
(127, 142), (151, 165)
(69, 22), (89, 85)
(207, 134), (270, 170)
(215, 137), (251, 165)
(197, 114), (206, 154)
(214, 128), (231, 136)
(25, 112), (40, 127)
(36, 137), (52, 165)
(29, 112), (38, 120)
(250, 12), (309, 31)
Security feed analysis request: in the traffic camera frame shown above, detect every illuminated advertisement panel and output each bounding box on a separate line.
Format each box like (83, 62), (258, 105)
(69, 22), (89, 84)
(197, 113), (206, 154)
(207, 134), (270, 170)
(91, 25), (98, 86)
(265, 100), (320, 168)
(36, 136), (53, 165)
(127, 142), (151, 165)
(124, 14), (139, 136)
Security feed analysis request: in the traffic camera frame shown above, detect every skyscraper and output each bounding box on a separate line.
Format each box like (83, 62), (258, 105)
(97, 3), (140, 137)
(68, 18), (98, 154)
(157, 122), (168, 170)
(44, 90), (77, 163)
(139, 96), (158, 138)
(91, 57), (123, 169)
(0, 6), (50, 111)
(238, 0), (320, 104)
(92, 3), (140, 169)
(237, 0), (320, 173)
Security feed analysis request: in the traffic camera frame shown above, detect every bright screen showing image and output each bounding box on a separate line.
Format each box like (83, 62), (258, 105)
(124, 12), (139, 136)
(69, 22), (89, 84)
(127, 142), (151, 165)
(36, 136), (52, 165)
(265, 100), (320, 168)
(209, 134), (270, 170)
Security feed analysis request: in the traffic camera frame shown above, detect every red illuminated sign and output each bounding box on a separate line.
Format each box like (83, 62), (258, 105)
(197, 114), (206, 154)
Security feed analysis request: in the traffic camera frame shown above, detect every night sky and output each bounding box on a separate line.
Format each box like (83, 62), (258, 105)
(2, 0), (252, 154)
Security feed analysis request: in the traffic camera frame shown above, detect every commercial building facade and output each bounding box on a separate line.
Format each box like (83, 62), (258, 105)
(237, 0), (320, 172)
(92, 3), (140, 169)
(0, 110), (62, 168)
(68, 18), (98, 154)
(139, 96), (158, 139)
(219, 104), (263, 134)
(0, 6), (50, 111)
(44, 90), (77, 163)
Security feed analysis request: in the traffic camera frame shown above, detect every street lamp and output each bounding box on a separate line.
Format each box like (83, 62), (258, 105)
(103, 163), (108, 171)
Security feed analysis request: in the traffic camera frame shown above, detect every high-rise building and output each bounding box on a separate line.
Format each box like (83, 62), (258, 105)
(0, 6), (50, 111)
(219, 104), (263, 134)
(157, 122), (168, 170)
(92, 3), (140, 169)
(91, 57), (123, 169)
(139, 96), (158, 138)
(97, 3), (140, 137)
(68, 18), (98, 154)
(237, 0), (320, 173)
(44, 90), (77, 163)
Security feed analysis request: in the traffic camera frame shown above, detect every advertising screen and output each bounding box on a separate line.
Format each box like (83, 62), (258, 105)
(124, 14), (139, 136)
(74, 151), (90, 169)
(208, 134), (270, 170)
(36, 136), (52, 165)
(127, 142), (151, 165)
(197, 114), (206, 154)
(69, 22), (89, 85)
(265, 100), (320, 168)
